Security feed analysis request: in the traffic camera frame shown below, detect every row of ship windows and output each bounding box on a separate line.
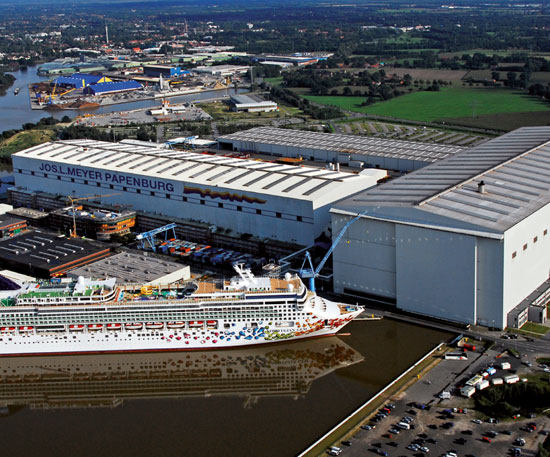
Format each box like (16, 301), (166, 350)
(17, 169), (312, 223)
(1, 315), (300, 324)
(7, 311), (300, 318)
(511, 229), (548, 259)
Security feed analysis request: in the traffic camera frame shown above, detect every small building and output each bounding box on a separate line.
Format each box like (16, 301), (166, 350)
(83, 80), (142, 96)
(67, 252), (190, 284)
(0, 215), (26, 239)
(230, 94), (278, 113)
(48, 206), (136, 241)
(6, 207), (49, 227)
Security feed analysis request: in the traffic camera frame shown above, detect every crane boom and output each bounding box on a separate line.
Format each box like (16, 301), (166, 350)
(315, 211), (367, 276)
(299, 210), (369, 292)
(67, 193), (121, 238)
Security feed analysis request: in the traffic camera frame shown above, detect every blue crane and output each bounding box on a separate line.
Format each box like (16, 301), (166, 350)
(299, 211), (368, 292)
(135, 223), (177, 252)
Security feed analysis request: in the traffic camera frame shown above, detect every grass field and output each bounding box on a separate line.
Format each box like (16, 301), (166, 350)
(0, 129), (56, 157)
(378, 67), (467, 81)
(520, 322), (549, 335)
(265, 76), (283, 86)
(305, 88), (550, 123)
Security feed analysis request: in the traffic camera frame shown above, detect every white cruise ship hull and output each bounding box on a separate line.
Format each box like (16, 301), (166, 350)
(0, 315), (360, 356)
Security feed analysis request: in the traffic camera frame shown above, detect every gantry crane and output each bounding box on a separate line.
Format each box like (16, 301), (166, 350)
(66, 193), (120, 238)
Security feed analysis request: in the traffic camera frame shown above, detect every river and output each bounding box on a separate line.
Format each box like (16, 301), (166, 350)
(0, 320), (451, 457)
(0, 66), (237, 132)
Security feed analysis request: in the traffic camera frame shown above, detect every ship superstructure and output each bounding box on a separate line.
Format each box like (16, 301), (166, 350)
(0, 265), (363, 356)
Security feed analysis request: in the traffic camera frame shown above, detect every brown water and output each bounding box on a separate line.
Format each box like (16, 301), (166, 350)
(0, 320), (451, 457)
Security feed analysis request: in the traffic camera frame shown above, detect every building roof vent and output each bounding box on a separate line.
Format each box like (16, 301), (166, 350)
(478, 180), (486, 194)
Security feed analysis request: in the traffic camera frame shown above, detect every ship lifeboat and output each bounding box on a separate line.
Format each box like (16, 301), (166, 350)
(0, 327), (15, 333)
(145, 322), (164, 330)
(206, 320), (218, 328)
(88, 324), (103, 331)
(18, 326), (34, 333)
(69, 324), (85, 332)
(106, 323), (122, 331)
(167, 321), (185, 329)
(188, 321), (204, 328)
(125, 323), (143, 330)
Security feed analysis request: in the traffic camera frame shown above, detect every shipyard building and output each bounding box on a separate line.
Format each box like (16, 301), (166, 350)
(331, 127), (550, 329)
(218, 127), (465, 172)
(11, 140), (384, 246)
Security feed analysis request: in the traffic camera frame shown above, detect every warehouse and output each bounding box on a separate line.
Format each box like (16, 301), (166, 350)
(218, 127), (464, 172)
(143, 65), (186, 78)
(11, 139), (385, 246)
(67, 252), (190, 284)
(83, 80), (142, 96)
(193, 65), (250, 77)
(54, 73), (112, 88)
(229, 94), (278, 112)
(0, 230), (111, 278)
(330, 127), (550, 329)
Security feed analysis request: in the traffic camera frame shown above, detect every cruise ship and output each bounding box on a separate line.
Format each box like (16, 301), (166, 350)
(0, 337), (362, 413)
(0, 264), (363, 356)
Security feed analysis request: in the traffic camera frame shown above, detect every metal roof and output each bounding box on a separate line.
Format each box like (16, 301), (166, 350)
(218, 127), (464, 163)
(333, 127), (550, 234)
(85, 80), (142, 94)
(13, 139), (374, 205)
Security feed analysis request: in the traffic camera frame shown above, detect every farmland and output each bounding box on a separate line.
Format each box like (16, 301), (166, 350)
(304, 88), (550, 125)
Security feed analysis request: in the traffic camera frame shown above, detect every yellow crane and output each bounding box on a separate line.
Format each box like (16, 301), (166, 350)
(58, 87), (76, 98)
(48, 80), (58, 104)
(67, 193), (120, 238)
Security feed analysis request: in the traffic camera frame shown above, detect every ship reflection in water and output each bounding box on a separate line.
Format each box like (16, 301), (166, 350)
(0, 337), (362, 414)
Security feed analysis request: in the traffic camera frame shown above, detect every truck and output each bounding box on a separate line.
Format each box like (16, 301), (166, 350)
(460, 386), (476, 398)
(501, 362), (512, 370)
(466, 374), (484, 387)
(504, 374), (520, 384)
(463, 343), (476, 351)
(491, 377), (504, 386)
(477, 379), (490, 391)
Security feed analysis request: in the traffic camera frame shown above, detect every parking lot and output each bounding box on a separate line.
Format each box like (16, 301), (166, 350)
(324, 347), (550, 457)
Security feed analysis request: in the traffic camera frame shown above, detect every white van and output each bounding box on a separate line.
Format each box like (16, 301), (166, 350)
(396, 421), (411, 430)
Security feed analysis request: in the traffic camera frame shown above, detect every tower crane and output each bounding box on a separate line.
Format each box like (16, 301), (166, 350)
(299, 210), (370, 292)
(66, 193), (120, 238)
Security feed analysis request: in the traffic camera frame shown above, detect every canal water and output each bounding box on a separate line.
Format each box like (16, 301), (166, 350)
(0, 320), (451, 457)
(0, 66), (236, 132)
